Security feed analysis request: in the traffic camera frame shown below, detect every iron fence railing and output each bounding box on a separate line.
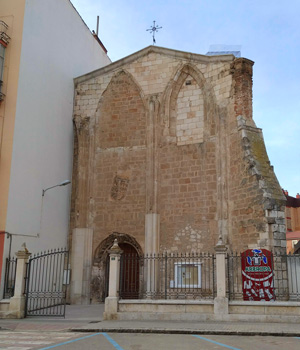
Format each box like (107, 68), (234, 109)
(25, 248), (69, 317)
(119, 253), (216, 300)
(274, 254), (300, 301)
(227, 253), (300, 301)
(2, 257), (17, 299)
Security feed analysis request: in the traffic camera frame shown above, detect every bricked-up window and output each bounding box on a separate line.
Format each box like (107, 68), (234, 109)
(173, 262), (202, 288)
(176, 75), (204, 145)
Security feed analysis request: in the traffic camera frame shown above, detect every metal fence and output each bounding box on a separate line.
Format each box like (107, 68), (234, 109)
(227, 253), (246, 300)
(119, 253), (216, 300)
(275, 254), (300, 301)
(227, 253), (300, 301)
(25, 248), (69, 317)
(118, 251), (300, 301)
(2, 257), (17, 299)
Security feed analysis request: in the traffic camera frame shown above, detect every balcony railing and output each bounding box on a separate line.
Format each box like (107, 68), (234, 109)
(0, 21), (10, 45)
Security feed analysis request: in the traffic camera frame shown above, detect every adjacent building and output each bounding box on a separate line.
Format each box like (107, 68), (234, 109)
(284, 191), (300, 253)
(0, 0), (111, 294)
(70, 46), (286, 303)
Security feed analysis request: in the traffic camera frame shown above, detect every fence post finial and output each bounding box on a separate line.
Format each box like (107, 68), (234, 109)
(21, 242), (29, 253)
(110, 238), (121, 252)
(216, 234), (223, 247)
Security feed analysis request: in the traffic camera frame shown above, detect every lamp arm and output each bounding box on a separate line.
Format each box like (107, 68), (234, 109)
(42, 184), (60, 196)
(42, 180), (71, 196)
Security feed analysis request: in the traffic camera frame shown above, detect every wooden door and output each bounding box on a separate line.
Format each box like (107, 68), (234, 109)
(119, 243), (139, 299)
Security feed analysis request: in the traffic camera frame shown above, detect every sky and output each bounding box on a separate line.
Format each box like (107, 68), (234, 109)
(71, 0), (300, 197)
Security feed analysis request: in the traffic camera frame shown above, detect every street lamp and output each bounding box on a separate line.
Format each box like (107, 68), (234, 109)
(42, 180), (71, 196)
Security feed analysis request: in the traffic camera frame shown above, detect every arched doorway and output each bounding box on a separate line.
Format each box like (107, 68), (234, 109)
(104, 243), (140, 299)
(92, 233), (142, 302)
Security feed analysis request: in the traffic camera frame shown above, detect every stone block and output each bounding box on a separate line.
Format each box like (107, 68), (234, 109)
(214, 297), (228, 315)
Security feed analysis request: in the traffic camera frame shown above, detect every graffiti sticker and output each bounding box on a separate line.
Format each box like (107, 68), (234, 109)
(241, 249), (275, 301)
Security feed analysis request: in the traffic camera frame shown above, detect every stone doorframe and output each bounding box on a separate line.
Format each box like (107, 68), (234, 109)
(91, 232), (143, 303)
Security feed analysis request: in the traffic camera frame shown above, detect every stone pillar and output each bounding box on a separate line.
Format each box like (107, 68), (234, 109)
(103, 239), (123, 320)
(9, 244), (31, 318)
(230, 57), (254, 121)
(145, 213), (160, 295)
(70, 228), (93, 304)
(214, 237), (228, 316)
(144, 95), (160, 297)
(145, 213), (160, 255)
(73, 116), (92, 229)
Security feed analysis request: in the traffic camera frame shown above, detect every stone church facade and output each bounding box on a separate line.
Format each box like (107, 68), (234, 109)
(70, 46), (286, 304)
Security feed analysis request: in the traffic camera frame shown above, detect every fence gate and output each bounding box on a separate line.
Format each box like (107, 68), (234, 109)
(25, 248), (69, 317)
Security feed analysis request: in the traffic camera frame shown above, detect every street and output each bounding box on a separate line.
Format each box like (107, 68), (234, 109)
(0, 331), (300, 350)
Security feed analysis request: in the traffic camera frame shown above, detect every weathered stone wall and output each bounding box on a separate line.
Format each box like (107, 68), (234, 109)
(159, 142), (217, 252)
(228, 122), (267, 252)
(71, 46), (286, 265)
(93, 71), (147, 252)
(227, 59), (286, 254)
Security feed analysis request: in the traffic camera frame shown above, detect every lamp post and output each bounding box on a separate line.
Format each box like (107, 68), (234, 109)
(42, 180), (71, 196)
(39, 180), (71, 237)
(0, 180), (72, 268)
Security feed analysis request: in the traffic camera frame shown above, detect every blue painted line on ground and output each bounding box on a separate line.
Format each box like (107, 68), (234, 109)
(101, 332), (126, 350)
(295, 337), (300, 339)
(39, 333), (101, 350)
(192, 335), (241, 350)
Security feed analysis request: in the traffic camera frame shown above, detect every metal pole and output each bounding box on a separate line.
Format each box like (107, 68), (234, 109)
(96, 16), (99, 36)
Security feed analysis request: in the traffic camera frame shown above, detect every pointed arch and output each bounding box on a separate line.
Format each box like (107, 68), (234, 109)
(160, 63), (217, 144)
(102, 69), (147, 106)
(93, 232), (143, 264)
(96, 69), (147, 148)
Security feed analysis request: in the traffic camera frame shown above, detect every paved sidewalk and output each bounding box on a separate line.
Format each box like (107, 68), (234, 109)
(1, 304), (300, 336)
(0, 304), (104, 332)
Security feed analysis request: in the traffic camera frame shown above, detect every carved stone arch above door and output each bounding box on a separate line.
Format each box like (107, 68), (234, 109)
(93, 232), (143, 265)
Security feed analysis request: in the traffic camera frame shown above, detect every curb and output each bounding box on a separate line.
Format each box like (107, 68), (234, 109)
(69, 328), (300, 337)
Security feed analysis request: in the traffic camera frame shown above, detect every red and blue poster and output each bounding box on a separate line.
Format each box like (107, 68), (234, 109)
(241, 249), (275, 301)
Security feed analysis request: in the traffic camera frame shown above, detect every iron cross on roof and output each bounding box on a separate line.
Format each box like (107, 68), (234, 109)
(146, 21), (162, 45)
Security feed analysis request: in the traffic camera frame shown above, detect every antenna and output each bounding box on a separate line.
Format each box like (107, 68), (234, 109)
(96, 16), (99, 36)
(146, 20), (162, 45)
